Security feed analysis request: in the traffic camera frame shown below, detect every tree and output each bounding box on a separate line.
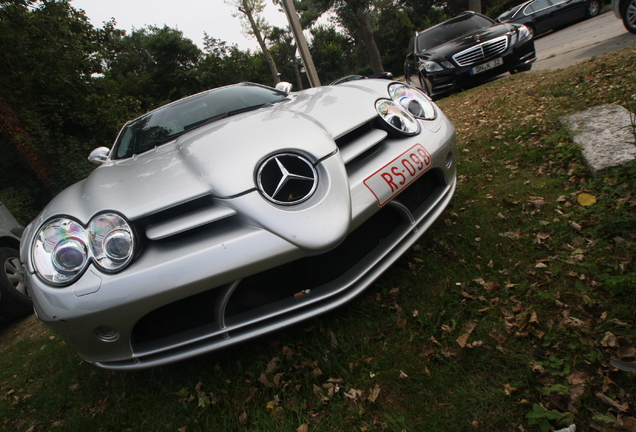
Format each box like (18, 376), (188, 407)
(199, 35), (272, 87)
(227, 0), (281, 85)
(103, 26), (202, 110)
(0, 0), (132, 201)
(309, 25), (354, 83)
(298, 0), (385, 74)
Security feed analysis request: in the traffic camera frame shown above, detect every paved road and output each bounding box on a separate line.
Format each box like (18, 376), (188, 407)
(532, 10), (636, 72)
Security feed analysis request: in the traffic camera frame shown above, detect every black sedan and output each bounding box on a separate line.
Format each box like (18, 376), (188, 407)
(497, 0), (601, 38)
(404, 11), (536, 99)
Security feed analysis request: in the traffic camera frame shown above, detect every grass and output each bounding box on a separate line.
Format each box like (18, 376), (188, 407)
(2, 47), (636, 432)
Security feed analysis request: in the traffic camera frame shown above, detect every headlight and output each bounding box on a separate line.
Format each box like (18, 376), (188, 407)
(375, 99), (420, 136)
(420, 61), (443, 73)
(388, 83), (436, 120)
(509, 32), (518, 46)
(88, 214), (134, 271)
(517, 25), (532, 42)
(32, 213), (135, 286)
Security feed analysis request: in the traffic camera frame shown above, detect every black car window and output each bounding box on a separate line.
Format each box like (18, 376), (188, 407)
(525, 0), (551, 13)
(416, 13), (495, 52)
(499, 5), (523, 21)
(113, 84), (287, 159)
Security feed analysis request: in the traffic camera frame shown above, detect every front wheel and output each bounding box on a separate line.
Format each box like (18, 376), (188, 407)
(0, 247), (32, 319)
(622, 0), (636, 33)
(586, 0), (600, 17)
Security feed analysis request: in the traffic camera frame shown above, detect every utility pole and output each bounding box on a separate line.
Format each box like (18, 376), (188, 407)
(469, 0), (482, 13)
(280, 0), (321, 87)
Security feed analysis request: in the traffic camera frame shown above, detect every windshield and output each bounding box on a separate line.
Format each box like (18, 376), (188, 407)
(416, 13), (495, 52)
(113, 83), (288, 159)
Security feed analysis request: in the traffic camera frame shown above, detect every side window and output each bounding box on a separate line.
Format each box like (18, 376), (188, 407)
(532, 0), (552, 10)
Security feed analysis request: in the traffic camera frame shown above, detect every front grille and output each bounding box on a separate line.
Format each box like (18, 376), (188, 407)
(453, 36), (508, 67)
(224, 205), (403, 317)
(130, 171), (442, 346)
(132, 288), (219, 344)
(393, 170), (440, 212)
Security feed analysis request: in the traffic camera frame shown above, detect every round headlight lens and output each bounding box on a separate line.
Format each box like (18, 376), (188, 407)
(52, 238), (88, 273)
(32, 218), (89, 285)
(375, 99), (420, 135)
(389, 84), (436, 120)
(88, 213), (134, 272)
(32, 213), (135, 286)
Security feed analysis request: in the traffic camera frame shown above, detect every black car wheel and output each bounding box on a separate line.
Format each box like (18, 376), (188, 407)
(622, 0), (636, 33)
(0, 247), (32, 319)
(586, 0), (600, 17)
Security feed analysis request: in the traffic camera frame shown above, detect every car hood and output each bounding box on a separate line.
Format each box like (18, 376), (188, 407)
(418, 24), (512, 61)
(35, 84), (385, 224)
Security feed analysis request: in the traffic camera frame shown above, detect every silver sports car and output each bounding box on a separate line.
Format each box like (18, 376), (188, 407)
(21, 80), (456, 370)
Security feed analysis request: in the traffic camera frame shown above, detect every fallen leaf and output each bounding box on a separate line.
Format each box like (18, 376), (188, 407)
(239, 412), (248, 426)
(258, 373), (272, 388)
(504, 383), (517, 395)
(596, 392), (629, 412)
(266, 357), (280, 374)
(499, 231), (522, 239)
(577, 193), (597, 206)
(489, 329), (506, 345)
(282, 346), (294, 360)
(368, 384), (381, 403)
(296, 425), (308, 432)
(456, 333), (470, 348)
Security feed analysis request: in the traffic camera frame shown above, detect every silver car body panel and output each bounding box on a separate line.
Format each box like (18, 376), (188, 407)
(22, 80), (456, 370)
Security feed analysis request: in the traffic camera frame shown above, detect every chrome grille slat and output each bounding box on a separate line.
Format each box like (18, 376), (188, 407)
(452, 35), (509, 67)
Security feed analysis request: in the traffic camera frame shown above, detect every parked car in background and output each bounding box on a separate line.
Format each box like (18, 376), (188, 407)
(0, 200), (31, 319)
(612, 0), (636, 33)
(21, 80), (457, 370)
(497, 0), (601, 38)
(404, 11), (536, 99)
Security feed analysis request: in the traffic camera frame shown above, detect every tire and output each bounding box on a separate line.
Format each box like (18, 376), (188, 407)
(0, 247), (32, 319)
(586, 0), (600, 17)
(622, 0), (636, 33)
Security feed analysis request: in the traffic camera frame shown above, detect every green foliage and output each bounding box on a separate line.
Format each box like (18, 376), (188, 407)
(310, 25), (355, 83)
(526, 404), (571, 432)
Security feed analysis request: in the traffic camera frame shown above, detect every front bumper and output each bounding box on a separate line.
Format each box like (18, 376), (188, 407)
(26, 112), (457, 370)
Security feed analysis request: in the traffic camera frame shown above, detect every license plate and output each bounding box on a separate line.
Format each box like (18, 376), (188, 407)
(364, 144), (432, 206)
(470, 57), (503, 75)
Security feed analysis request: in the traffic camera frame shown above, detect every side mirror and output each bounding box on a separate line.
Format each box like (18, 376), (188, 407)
(275, 82), (293, 92)
(88, 147), (110, 165)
